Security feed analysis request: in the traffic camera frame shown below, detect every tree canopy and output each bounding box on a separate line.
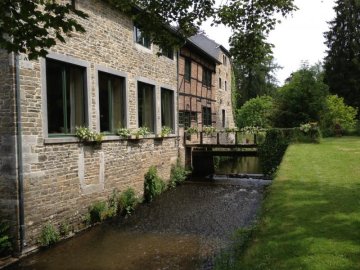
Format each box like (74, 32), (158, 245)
(272, 64), (329, 128)
(324, 0), (360, 116)
(1, 0), (296, 63)
(236, 95), (274, 128)
(0, 0), (88, 59)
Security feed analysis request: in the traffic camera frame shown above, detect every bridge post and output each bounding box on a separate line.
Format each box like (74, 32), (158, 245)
(217, 132), (220, 145)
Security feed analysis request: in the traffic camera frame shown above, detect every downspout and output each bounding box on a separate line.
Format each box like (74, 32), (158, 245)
(15, 54), (25, 253)
(176, 50), (180, 147)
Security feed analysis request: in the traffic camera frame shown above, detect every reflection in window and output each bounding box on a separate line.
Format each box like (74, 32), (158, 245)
(98, 72), (126, 133)
(138, 82), (155, 132)
(134, 26), (151, 48)
(202, 106), (212, 126)
(46, 58), (85, 135)
(161, 88), (174, 131)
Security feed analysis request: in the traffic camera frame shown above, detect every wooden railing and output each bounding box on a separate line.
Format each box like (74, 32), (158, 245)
(184, 131), (258, 147)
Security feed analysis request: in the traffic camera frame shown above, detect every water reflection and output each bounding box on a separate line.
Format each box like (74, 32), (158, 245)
(215, 157), (261, 174)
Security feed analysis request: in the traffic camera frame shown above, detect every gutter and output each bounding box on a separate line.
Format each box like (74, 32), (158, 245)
(15, 54), (25, 253)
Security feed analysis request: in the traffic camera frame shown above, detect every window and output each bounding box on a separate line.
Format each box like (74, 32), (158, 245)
(223, 55), (227, 66)
(219, 78), (222, 89)
(138, 82), (155, 132)
(202, 107), (212, 126)
(161, 88), (174, 131)
(179, 111), (197, 128)
(134, 26), (151, 48)
(161, 46), (174, 60)
(46, 58), (86, 135)
(202, 68), (212, 88)
(222, 109), (226, 128)
(225, 81), (227, 91)
(98, 72), (126, 133)
(184, 58), (191, 82)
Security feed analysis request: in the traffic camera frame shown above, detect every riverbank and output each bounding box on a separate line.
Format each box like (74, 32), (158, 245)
(222, 137), (360, 270)
(4, 179), (269, 270)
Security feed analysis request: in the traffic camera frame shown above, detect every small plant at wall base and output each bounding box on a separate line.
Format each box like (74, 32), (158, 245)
(119, 188), (139, 215)
(39, 223), (60, 246)
(0, 221), (12, 257)
(144, 166), (166, 203)
(160, 126), (172, 137)
(169, 162), (190, 188)
(59, 221), (71, 237)
(88, 201), (108, 224)
(116, 128), (131, 138)
(75, 126), (103, 144)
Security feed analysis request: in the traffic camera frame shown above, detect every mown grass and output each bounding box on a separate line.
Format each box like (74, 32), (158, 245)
(221, 137), (360, 270)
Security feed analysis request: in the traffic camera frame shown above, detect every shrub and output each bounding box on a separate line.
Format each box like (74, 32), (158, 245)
(144, 166), (166, 203)
(236, 95), (274, 128)
(0, 222), (12, 256)
(320, 95), (358, 136)
(88, 201), (108, 223)
(59, 221), (71, 237)
(169, 163), (189, 188)
(119, 188), (138, 215)
(258, 129), (290, 177)
(39, 223), (60, 246)
(272, 65), (328, 128)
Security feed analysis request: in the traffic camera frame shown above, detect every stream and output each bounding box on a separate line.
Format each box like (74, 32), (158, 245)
(6, 157), (270, 270)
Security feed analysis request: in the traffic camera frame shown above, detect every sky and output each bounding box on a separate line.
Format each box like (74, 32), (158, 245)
(201, 0), (336, 85)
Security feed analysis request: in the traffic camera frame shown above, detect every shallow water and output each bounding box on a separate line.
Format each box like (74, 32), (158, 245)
(215, 156), (261, 175)
(7, 158), (267, 270)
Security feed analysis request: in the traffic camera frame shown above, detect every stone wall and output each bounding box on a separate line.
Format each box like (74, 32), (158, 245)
(0, 51), (19, 246)
(215, 51), (235, 129)
(3, 0), (179, 251)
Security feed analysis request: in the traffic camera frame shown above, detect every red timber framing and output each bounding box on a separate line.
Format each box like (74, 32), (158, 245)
(178, 44), (220, 131)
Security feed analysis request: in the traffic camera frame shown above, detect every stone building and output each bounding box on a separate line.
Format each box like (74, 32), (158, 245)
(178, 38), (220, 134)
(0, 0), (179, 253)
(188, 34), (235, 130)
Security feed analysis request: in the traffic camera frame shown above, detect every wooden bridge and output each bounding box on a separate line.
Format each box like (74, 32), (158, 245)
(184, 131), (259, 175)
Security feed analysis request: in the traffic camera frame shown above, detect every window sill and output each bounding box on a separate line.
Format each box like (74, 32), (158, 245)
(44, 137), (79, 144)
(44, 135), (178, 145)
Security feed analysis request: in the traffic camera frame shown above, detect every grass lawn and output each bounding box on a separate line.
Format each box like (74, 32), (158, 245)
(236, 137), (360, 270)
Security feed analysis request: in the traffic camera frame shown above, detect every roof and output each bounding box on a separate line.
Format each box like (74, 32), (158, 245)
(188, 33), (231, 60)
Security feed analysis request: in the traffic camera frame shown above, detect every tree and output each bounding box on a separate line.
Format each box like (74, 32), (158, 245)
(1, 0), (296, 62)
(236, 95), (274, 128)
(234, 55), (281, 106)
(0, 0), (88, 60)
(324, 0), (360, 116)
(320, 95), (358, 136)
(273, 65), (329, 128)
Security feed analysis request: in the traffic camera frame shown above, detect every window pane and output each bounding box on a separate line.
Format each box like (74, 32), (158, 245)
(138, 82), (155, 132)
(99, 72), (125, 133)
(179, 111), (191, 128)
(161, 88), (174, 130)
(46, 59), (85, 135)
(134, 26), (151, 48)
(202, 68), (212, 88)
(202, 107), (212, 126)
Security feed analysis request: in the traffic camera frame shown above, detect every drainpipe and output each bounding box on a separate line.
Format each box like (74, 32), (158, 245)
(176, 50), (180, 148)
(15, 54), (25, 253)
